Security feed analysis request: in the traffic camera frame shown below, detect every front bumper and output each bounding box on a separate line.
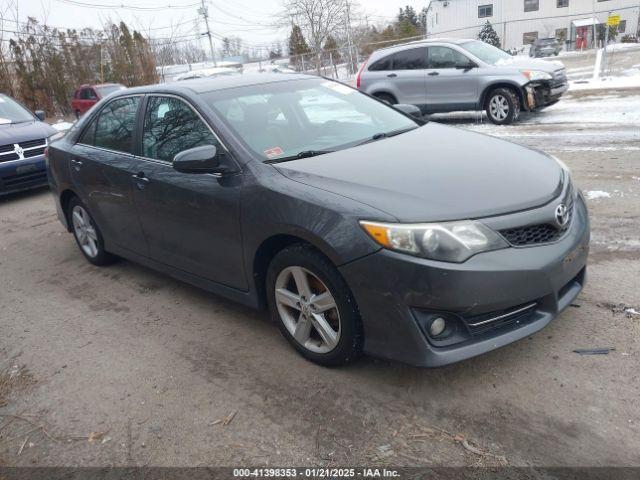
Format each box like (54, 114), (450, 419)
(340, 194), (590, 367)
(525, 81), (568, 110)
(0, 155), (48, 196)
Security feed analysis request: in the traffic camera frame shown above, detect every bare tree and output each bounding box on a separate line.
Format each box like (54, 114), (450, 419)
(281, 0), (348, 74)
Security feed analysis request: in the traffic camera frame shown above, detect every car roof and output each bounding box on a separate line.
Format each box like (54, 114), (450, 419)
(377, 37), (472, 52)
(118, 73), (315, 96)
(79, 83), (122, 88)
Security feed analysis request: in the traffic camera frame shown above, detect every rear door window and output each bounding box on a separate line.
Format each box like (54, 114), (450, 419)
(81, 88), (98, 100)
(368, 55), (392, 71)
(391, 48), (427, 70)
(80, 96), (140, 154)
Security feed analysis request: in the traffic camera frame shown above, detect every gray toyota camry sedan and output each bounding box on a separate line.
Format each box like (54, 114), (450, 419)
(46, 74), (589, 367)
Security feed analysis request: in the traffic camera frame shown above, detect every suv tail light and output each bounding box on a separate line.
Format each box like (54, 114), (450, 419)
(356, 58), (368, 89)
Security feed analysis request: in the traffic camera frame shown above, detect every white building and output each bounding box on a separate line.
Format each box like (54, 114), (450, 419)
(425, 0), (640, 51)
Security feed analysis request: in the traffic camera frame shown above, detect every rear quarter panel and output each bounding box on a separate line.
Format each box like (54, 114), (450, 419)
(47, 136), (76, 229)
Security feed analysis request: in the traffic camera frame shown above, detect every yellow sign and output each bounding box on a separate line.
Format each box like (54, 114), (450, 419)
(607, 15), (621, 26)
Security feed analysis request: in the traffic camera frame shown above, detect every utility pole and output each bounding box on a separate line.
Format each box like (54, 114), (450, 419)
(592, 0), (597, 49)
(601, 11), (611, 76)
(345, 0), (355, 75)
(198, 0), (217, 66)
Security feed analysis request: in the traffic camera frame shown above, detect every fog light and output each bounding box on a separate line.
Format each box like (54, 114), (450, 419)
(430, 317), (446, 337)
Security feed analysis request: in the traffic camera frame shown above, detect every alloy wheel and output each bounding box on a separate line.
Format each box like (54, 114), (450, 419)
(274, 266), (341, 354)
(71, 205), (99, 258)
(489, 94), (510, 122)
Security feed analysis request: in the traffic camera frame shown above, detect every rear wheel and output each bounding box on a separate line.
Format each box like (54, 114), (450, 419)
(374, 92), (397, 105)
(266, 244), (363, 367)
(67, 197), (116, 266)
(485, 88), (520, 125)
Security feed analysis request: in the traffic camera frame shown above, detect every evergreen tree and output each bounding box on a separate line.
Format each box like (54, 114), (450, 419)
(323, 35), (341, 64)
(221, 37), (231, 58)
(398, 6), (419, 27)
(288, 24), (311, 70)
(478, 21), (501, 48)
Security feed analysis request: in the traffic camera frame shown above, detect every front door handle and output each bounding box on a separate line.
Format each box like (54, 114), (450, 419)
(71, 159), (83, 171)
(387, 73), (398, 78)
(132, 172), (149, 190)
(428, 71), (440, 76)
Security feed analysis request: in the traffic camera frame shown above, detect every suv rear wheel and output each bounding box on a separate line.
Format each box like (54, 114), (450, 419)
(486, 88), (520, 125)
(266, 244), (363, 367)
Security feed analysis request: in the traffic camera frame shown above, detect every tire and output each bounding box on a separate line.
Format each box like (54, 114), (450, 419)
(374, 92), (397, 105)
(266, 244), (363, 367)
(67, 197), (116, 266)
(485, 88), (520, 125)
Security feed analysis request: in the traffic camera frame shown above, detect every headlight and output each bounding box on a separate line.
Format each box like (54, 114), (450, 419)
(521, 70), (552, 81)
(360, 220), (508, 263)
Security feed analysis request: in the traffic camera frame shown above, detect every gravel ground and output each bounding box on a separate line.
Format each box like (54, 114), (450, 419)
(1, 88), (639, 469)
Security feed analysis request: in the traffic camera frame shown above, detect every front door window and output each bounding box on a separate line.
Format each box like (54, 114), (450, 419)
(142, 96), (219, 162)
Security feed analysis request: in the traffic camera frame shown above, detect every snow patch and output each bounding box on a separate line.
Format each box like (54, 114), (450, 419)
(51, 120), (74, 132)
(585, 190), (611, 200)
(569, 75), (640, 91)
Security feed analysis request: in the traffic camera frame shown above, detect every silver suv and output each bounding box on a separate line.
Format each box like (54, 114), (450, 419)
(357, 38), (568, 125)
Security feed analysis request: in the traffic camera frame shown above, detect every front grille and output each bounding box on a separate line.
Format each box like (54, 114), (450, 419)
(500, 223), (562, 246)
(465, 302), (537, 336)
(500, 204), (574, 247)
(0, 138), (47, 163)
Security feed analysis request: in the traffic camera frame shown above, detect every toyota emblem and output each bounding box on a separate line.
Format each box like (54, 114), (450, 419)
(555, 204), (570, 229)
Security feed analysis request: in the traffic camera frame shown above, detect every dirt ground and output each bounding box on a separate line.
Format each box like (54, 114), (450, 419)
(1, 88), (639, 469)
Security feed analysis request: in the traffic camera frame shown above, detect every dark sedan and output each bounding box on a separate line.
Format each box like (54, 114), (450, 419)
(1, 94), (57, 195)
(46, 74), (589, 367)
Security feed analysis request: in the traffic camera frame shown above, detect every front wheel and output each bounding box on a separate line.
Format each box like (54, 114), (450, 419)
(374, 92), (397, 105)
(485, 88), (520, 125)
(266, 245), (363, 367)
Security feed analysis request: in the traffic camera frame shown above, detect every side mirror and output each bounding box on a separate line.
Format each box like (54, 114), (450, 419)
(456, 62), (477, 70)
(173, 145), (234, 175)
(34, 110), (46, 121)
(394, 103), (423, 120)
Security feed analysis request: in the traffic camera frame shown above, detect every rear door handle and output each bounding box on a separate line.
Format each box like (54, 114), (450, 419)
(132, 172), (149, 190)
(387, 73), (397, 78)
(428, 71), (440, 76)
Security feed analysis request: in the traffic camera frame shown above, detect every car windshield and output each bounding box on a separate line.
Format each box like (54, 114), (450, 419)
(95, 84), (125, 98)
(460, 40), (512, 65)
(205, 78), (418, 162)
(539, 38), (556, 45)
(0, 94), (35, 124)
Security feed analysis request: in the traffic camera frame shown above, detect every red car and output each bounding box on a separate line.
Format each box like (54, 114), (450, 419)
(71, 83), (125, 118)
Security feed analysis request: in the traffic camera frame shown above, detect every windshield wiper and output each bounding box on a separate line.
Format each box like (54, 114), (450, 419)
(265, 150), (334, 164)
(355, 126), (418, 147)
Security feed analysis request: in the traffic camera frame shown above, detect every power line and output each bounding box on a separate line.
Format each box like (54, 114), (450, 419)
(52, 0), (201, 11)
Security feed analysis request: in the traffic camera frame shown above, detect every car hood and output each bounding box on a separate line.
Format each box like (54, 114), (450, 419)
(275, 122), (563, 223)
(495, 56), (563, 73)
(0, 120), (57, 145)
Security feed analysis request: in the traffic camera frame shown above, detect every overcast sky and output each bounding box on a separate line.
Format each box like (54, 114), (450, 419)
(7, 0), (428, 52)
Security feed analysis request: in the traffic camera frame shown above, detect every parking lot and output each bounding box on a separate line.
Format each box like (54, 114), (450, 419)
(1, 82), (640, 469)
